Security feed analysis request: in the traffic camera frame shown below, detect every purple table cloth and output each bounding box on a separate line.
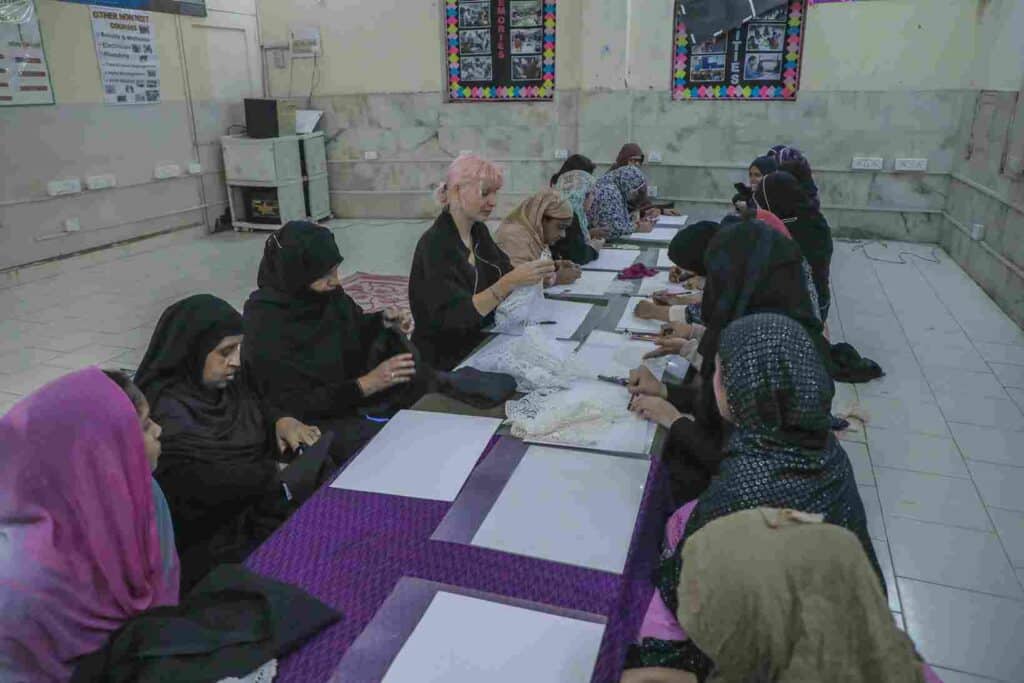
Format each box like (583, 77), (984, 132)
(246, 436), (675, 683)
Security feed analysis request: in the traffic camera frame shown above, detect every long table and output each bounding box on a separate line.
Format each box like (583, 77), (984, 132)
(246, 245), (679, 682)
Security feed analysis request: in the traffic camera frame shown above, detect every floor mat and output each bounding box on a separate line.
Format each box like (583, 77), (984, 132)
(341, 272), (410, 314)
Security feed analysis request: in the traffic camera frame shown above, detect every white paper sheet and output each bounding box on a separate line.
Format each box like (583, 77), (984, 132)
(637, 271), (696, 296)
(330, 410), (501, 501)
(295, 109), (323, 133)
(573, 330), (667, 380)
(656, 249), (674, 269)
(656, 215), (688, 227)
(580, 248), (641, 271)
(381, 591), (605, 683)
(526, 298), (594, 340)
(545, 270), (617, 298)
(614, 297), (666, 334)
(471, 446), (650, 573)
(623, 227), (680, 244)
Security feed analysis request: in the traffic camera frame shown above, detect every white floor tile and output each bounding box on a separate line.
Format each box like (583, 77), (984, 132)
(936, 394), (1024, 432)
(923, 366), (1010, 401)
(875, 467), (991, 532)
(859, 395), (950, 437)
(0, 364), (73, 397)
(0, 347), (61, 375)
(866, 427), (969, 478)
(975, 342), (1024, 366)
(872, 537), (901, 613)
(1007, 388), (1024, 414)
(989, 362), (1024, 389)
(900, 578), (1024, 682)
(950, 423), (1024, 467)
(929, 666), (1005, 683)
(859, 484), (887, 541)
(43, 345), (132, 370)
(887, 516), (1023, 599)
(857, 374), (936, 404)
(843, 441), (875, 486)
(967, 461), (1024, 512)
(912, 343), (991, 374)
(987, 507), (1024, 568)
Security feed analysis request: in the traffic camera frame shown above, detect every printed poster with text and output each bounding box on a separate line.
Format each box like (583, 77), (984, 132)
(90, 5), (160, 105)
(672, 1), (807, 101)
(445, 0), (555, 102)
(0, 0), (55, 106)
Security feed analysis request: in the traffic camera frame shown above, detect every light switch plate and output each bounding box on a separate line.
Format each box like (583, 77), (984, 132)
(47, 178), (82, 196)
(648, 151), (663, 163)
(64, 218), (81, 232)
(154, 164), (182, 179)
(363, 151), (379, 160)
(188, 162), (202, 175)
(894, 158), (928, 172)
(852, 157), (884, 171)
(85, 174), (116, 190)
(648, 185), (659, 197)
(554, 149), (569, 159)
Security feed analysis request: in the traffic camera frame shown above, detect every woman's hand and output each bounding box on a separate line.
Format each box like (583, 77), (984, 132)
(555, 260), (581, 285)
(668, 266), (690, 284)
(634, 299), (669, 321)
(652, 290), (701, 307)
(629, 395), (687, 429)
(589, 227), (609, 241)
(275, 417), (321, 454)
(627, 365), (667, 397)
(684, 276), (705, 291)
(358, 353), (416, 396)
(661, 321), (694, 338)
(635, 217), (655, 233)
(644, 337), (699, 360)
(382, 306), (413, 335)
(502, 259), (557, 290)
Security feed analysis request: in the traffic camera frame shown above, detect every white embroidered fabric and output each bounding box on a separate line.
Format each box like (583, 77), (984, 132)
(460, 327), (588, 392)
(491, 283), (545, 335)
(218, 660), (277, 683)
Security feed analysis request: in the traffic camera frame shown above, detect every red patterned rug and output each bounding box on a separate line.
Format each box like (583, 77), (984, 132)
(341, 272), (410, 314)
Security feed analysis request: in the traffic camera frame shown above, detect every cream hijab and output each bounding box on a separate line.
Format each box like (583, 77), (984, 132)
(495, 189), (573, 265)
(677, 508), (924, 683)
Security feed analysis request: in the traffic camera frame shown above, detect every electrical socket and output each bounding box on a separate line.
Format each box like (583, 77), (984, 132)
(363, 151), (378, 161)
(648, 151), (663, 163)
(970, 223), (985, 241)
(46, 178), (82, 197)
(894, 158), (928, 172)
(554, 149), (569, 160)
(154, 164), (182, 179)
(459, 149), (473, 157)
(188, 162), (202, 175)
(648, 186), (659, 197)
(851, 157), (884, 171)
(64, 218), (81, 232)
(85, 174), (116, 190)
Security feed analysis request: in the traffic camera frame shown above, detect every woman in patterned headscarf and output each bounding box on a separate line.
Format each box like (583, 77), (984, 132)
(551, 170), (601, 264)
(624, 313), (886, 681)
(586, 165), (651, 239)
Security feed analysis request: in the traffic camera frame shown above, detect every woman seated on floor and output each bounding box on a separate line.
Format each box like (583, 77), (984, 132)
(0, 368), (179, 681)
(624, 313), (895, 682)
(495, 188), (580, 286)
(136, 294), (339, 589)
(551, 169), (605, 265)
(587, 165), (654, 239)
(243, 221), (417, 453)
(610, 142), (645, 170)
(549, 153), (596, 186)
(408, 154), (555, 370)
(633, 221), (720, 326)
(629, 221), (830, 502)
(770, 143), (822, 211)
(754, 170), (834, 320)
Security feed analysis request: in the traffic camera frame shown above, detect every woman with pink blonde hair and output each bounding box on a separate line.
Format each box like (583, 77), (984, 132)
(409, 154), (555, 370)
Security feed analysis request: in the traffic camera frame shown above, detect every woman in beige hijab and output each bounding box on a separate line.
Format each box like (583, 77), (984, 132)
(622, 508), (927, 683)
(495, 189), (581, 286)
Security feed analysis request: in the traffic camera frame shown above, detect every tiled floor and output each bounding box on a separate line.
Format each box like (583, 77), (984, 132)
(2, 227), (1024, 680)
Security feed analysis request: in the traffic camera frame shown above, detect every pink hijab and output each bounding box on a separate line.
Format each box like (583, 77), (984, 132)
(0, 368), (180, 681)
(756, 208), (792, 239)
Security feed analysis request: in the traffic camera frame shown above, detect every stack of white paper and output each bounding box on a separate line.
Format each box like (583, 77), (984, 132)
(656, 215), (688, 227)
(580, 248), (641, 271)
(471, 446), (650, 573)
(656, 249), (674, 269)
(545, 270), (617, 298)
(382, 592), (605, 683)
(573, 329), (667, 380)
(624, 227), (681, 244)
(331, 411), (502, 501)
(614, 297), (666, 334)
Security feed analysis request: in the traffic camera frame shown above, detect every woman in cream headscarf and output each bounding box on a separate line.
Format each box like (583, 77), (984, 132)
(495, 188), (580, 286)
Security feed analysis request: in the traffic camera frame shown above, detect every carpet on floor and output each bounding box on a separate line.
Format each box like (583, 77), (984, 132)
(341, 272), (410, 314)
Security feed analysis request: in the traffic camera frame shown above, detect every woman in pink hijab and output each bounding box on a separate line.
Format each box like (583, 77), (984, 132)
(0, 367), (179, 681)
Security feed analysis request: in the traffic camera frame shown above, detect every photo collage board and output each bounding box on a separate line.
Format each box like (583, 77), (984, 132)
(672, 1), (807, 101)
(445, 0), (555, 101)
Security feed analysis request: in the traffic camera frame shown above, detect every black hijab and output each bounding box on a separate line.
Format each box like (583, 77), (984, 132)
(243, 222), (381, 419)
(754, 170), (833, 270)
(749, 155), (778, 177)
(699, 220), (827, 379)
(135, 295), (268, 465)
(550, 154), (596, 186)
(667, 220), (719, 275)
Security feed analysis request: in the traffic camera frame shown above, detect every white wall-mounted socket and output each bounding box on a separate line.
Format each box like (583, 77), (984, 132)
(154, 164), (182, 179)
(188, 162), (202, 175)
(851, 157), (884, 171)
(894, 158), (928, 172)
(363, 150), (379, 161)
(648, 185), (659, 197)
(459, 149), (473, 156)
(648, 151), (663, 163)
(47, 178), (82, 197)
(553, 149), (569, 160)
(970, 223), (985, 241)
(64, 218), (81, 232)
(85, 174), (116, 191)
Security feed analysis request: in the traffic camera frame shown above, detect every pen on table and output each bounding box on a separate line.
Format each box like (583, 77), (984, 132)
(597, 374), (629, 386)
(530, 320), (558, 325)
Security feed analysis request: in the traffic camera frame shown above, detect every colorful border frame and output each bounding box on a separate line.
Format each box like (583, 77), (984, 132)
(445, 0), (556, 102)
(672, 0), (806, 101)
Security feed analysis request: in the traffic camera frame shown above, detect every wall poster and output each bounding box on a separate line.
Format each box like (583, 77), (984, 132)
(445, 0), (555, 102)
(63, 0), (205, 18)
(0, 0), (55, 106)
(672, 1), (806, 101)
(90, 6), (161, 105)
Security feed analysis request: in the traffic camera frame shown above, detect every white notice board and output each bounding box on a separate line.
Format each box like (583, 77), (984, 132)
(90, 6), (160, 105)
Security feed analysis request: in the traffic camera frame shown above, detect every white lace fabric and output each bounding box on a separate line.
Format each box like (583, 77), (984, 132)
(218, 659), (277, 683)
(460, 326), (588, 392)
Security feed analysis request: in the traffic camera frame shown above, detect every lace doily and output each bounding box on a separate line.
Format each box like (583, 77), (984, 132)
(218, 659), (277, 683)
(492, 283), (545, 335)
(461, 327), (588, 392)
